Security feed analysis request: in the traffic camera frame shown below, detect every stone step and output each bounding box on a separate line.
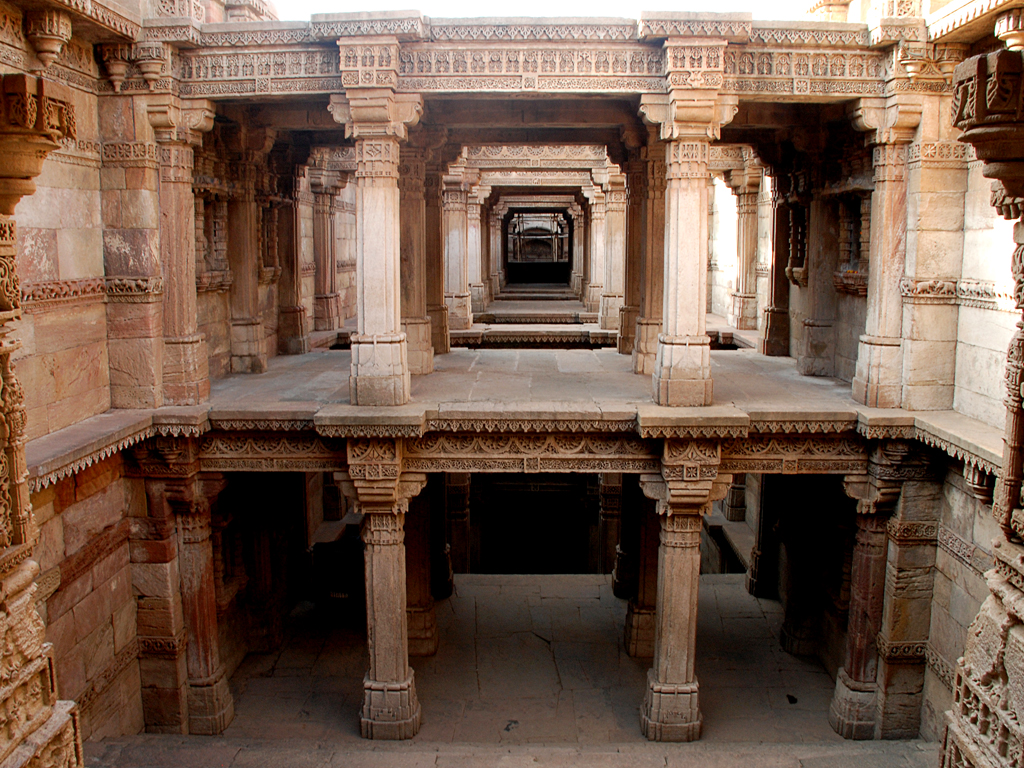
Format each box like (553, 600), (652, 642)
(476, 312), (598, 324)
(450, 327), (617, 348)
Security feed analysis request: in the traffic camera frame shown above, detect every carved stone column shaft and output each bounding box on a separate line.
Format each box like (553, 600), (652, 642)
(653, 139), (712, 406)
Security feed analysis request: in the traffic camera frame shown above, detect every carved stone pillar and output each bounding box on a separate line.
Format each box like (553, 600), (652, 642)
(442, 178), (472, 330)
(584, 187), (606, 313)
(653, 137), (713, 405)
(761, 182), (791, 356)
(722, 475), (746, 522)
(634, 131), (666, 375)
(569, 204), (585, 298)
(488, 209), (503, 297)
(311, 172), (342, 332)
(148, 95), (215, 405)
(754, 172), (774, 339)
(278, 166), (312, 354)
(425, 158), (449, 354)
(467, 186), (487, 313)
(849, 98), (922, 407)
(340, 438), (427, 740)
(726, 154), (762, 330)
(619, 152), (646, 353)
(137, 474), (190, 733)
(598, 473), (623, 574)
(399, 145), (433, 375)
(405, 489), (437, 656)
(797, 192), (838, 376)
(829, 463), (902, 740)
(0, 73), (83, 764)
(177, 473), (234, 734)
(329, 89), (423, 406)
(601, 176), (627, 330)
(624, 495), (658, 658)
(446, 472), (471, 574)
(227, 139), (271, 374)
(637, 440), (729, 741)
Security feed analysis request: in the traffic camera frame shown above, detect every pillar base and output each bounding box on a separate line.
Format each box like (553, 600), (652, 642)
(624, 602), (655, 657)
(829, 668), (877, 740)
(230, 319), (267, 374)
(446, 293), (472, 331)
(402, 317), (434, 375)
(428, 303), (449, 355)
(761, 307), (789, 357)
(314, 292), (341, 331)
(571, 272), (582, 297)
(361, 671), (421, 740)
(633, 318), (660, 375)
(796, 319), (835, 377)
(599, 293), (623, 331)
(723, 481), (746, 522)
(728, 292), (758, 331)
(187, 673), (235, 735)
(585, 283), (603, 313)
(852, 334), (903, 408)
(470, 282), (487, 314)
(279, 305), (310, 355)
(618, 305), (639, 354)
(652, 335), (712, 406)
(640, 670), (702, 742)
(780, 621), (819, 656)
(163, 334), (210, 406)
(350, 333), (410, 406)
(407, 604), (439, 657)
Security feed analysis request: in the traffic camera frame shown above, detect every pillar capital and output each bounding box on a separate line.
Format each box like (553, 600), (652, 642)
(639, 92), (738, 142)
(328, 90), (423, 141)
(147, 95), (216, 146)
(848, 96), (922, 147)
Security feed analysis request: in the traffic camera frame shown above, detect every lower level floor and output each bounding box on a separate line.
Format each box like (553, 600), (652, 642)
(84, 574), (940, 767)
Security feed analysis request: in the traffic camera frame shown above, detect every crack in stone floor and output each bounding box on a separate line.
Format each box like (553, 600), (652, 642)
(85, 574), (940, 767)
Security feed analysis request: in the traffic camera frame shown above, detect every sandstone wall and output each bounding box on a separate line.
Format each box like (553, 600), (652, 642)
(30, 455), (143, 741)
(953, 160), (1016, 429)
(14, 58), (111, 440)
(920, 467), (998, 739)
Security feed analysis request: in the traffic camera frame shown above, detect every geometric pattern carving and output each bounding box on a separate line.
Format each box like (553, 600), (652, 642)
(718, 435), (867, 474)
(198, 433), (347, 471)
(403, 433), (660, 473)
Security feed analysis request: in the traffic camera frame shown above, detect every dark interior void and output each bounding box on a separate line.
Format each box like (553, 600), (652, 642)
(505, 261), (572, 285)
(467, 473), (601, 573)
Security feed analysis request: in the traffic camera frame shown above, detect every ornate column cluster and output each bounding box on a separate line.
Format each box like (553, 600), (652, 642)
(943, 40), (1024, 768)
(619, 144), (647, 353)
(583, 184), (606, 313)
(278, 164), (315, 354)
(130, 442), (236, 736)
(467, 184), (489, 313)
(398, 142), (433, 375)
(0, 71), (83, 766)
(147, 93), (216, 404)
(725, 150), (763, 331)
(310, 169), (343, 332)
(849, 97), (922, 407)
(601, 175), (628, 330)
(328, 50), (423, 405)
(425, 153), (450, 354)
(829, 453), (903, 739)
(634, 128), (667, 375)
(637, 440), (730, 740)
(641, 80), (737, 405)
(339, 439), (427, 739)
(442, 174), (472, 331)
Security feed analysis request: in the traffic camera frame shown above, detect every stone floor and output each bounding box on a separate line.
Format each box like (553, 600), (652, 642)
(84, 574), (941, 767)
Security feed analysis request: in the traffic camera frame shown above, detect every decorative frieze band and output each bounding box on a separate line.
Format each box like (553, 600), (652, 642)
(899, 277), (1015, 313)
(886, 519), (938, 543)
(875, 634), (928, 662)
(21, 278), (105, 311)
(937, 525), (989, 577)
